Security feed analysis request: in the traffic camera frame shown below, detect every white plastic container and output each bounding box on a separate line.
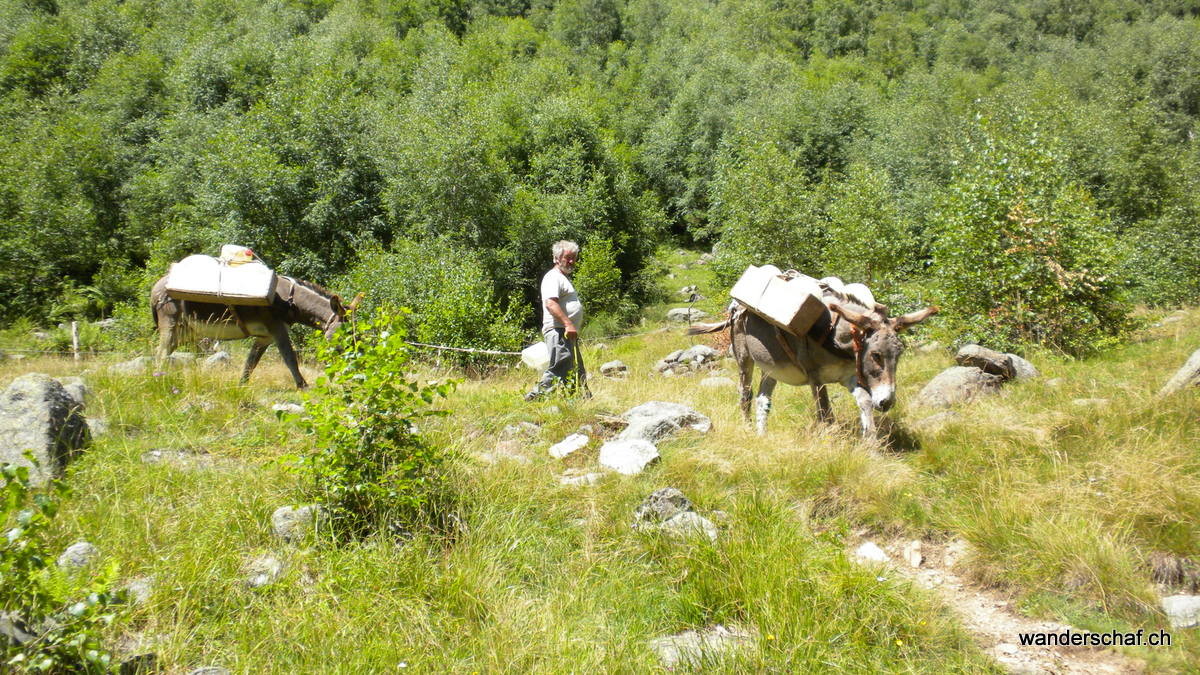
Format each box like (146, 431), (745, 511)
(730, 265), (826, 336)
(521, 341), (551, 371)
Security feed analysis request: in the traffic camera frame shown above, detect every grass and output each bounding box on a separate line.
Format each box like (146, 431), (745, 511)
(2, 248), (1199, 671)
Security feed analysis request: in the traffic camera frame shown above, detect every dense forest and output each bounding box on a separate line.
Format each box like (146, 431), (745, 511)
(2, 0), (1199, 354)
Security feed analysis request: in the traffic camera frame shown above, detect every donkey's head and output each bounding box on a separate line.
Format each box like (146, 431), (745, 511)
(827, 302), (939, 412)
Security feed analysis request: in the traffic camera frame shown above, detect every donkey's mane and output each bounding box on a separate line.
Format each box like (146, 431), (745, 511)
(283, 276), (336, 299)
(819, 287), (873, 312)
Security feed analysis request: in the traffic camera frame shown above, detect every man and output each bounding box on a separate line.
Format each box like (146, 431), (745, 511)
(525, 240), (585, 401)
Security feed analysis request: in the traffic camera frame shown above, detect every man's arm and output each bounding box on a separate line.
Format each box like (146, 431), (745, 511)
(544, 297), (577, 340)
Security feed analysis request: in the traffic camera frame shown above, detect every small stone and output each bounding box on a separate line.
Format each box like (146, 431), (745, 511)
(617, 401), (712, 443)
(599, 360), (629, 378)
(110, 357), (151, 374)
(1071, 398), (1110, 408)
(204, 351), (232, 367)
(244, 555), (285, 588)
(548, 433), (589, 459)
(188, 668), (232, 675)
(700, 376), (736, 388)
(649, 625), (752, 669)
(1161, 348), (1200, 396)
(853, 542), (889, 564)
(560, 472), (604, 487)
(272, 403), (305, 415)
(667, 308), (708, 323)
(995, 643), (1019, 655)
(58, 542), (100, 569)
(88, 417), (109, 437)
(660, 511), (719, 542)
(598, 439), (659, 475)
(593, 343), (610, 351)
(500, 422), (540, 440)
(123, 576), (154, 605)
(167, 352), (196, 364)
(1162, 595), (1200, 629)
(634, 488), (694, 524)
(903, 540), (923, 568)
(119, 653), (159, 674)
(918, 341), (942, 354)
(1046, 377), (1065, 387)
(272, 505), (326, 543)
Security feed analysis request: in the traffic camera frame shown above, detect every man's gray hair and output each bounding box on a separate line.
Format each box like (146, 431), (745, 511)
(552, 240), (580, 261)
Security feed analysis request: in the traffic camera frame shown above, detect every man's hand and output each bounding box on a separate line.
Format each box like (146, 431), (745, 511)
(563, 321), (578, 340)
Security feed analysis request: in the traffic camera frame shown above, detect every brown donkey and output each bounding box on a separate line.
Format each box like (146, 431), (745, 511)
(151, 275), (346, 389)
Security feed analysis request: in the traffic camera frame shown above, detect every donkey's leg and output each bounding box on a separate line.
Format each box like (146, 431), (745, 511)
(241, 337), (272, 384)
(270, 323), (308, 390)
(737, 355), (755, 421)
(847, 379), (876, 438)
(755, 375), (777, 436)
(811, 384), (833, 424)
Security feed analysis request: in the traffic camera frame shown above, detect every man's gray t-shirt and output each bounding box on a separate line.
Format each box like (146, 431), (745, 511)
(541, 267), (583, 333)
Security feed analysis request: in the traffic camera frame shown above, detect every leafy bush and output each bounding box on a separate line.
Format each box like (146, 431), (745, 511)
(295, 308), (457, 538)
(1, 458), (122, 673)
(335, 239), (526, 365)
(823, 163), (916, 288)
(931, 114), (1131, 355)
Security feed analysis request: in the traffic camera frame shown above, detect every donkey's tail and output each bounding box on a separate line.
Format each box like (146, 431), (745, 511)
(686, 319), (730, 336)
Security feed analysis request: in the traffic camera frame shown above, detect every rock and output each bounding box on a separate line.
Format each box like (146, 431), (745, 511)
(167, 352), (196, 364)
(1071, 398), (1110, 408)
(500, 422), (540, 440)
(58, 542), (100, 569)
(918, 341), (942, 354)
(204, 351), (232, 367)
(188, 669), (231, 675)
(1046, 377), (1065, 387)
(0, 611), (35, 645)
(903, 541), (923, 568)
(272, 505), (326, 543)
(560, 472), (604, 487)
(679, 344), (719, 364)
(593, 343), (610, 351)
(88, 417), (109, 437)
(1162, 595), (1200, 629)
(598, 439), (659, 475)
(660, 511), (719, 542)
(1161, 348), (1200, 396)
(648, 625), (752, 669)
(677, 285), (698, 296)
(955, 344), (1015, 380)
(853, 542), (889, 564)
(633, 487), (694, 524)
(58, 377), (87, 408)
(118, 653), (158, 674)
(271, 403), (305, 416)
(1005, 353), (1040, 380)
(599, 360), (629, 378)
(666, 308), (708, 323)
(244, 556), (285, 588)
(944, 538), (972, 568)
(700, 376), (736, 388)
(617, 401), (711, 443)
(123, 576), (154, 605)
(916, 366), (1003, 408)
(110, 357), (151, 375)
(548, 433), (589, 459)
(0, 374), (90, 486)
(478, 439), (532, 465)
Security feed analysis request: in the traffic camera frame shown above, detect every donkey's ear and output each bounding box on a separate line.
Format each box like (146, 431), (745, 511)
(891, 306), (939, 332)
(829, 302), (882, 331)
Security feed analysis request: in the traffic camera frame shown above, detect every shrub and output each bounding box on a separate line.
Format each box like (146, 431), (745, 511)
(1, 457), (122, 673)
(931, 114), (1131, 355)
(295, 307), (457, 538)
(336, 240), (526, 366)
(823, 163), (916, 288)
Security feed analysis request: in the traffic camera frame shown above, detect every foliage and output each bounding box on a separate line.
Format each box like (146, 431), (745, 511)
(1, 457), (122, 673)
(931, 113), (1132, 355)
(295, 307), (457, 537)
(823, 162), (916, 287)
(335, 240), (525, 365)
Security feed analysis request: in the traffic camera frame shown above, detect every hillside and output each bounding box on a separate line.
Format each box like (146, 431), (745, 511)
(1, 249), (1199, 672)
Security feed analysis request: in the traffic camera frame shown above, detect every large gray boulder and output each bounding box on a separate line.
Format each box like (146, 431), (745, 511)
(0, 374), (90, 486)
(1161, 348), (1200, 396)
(617, 402), (711, 443)
(1162, 595), (1200, 629)
(1005, 353), (1040, 380)
(955, 345), (1014, 380)
(916, 366), (1003, 408)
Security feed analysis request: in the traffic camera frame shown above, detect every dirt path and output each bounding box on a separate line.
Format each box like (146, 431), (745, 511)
(864, 539), (1146, 674)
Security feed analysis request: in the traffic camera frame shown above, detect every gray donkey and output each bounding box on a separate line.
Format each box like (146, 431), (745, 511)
(688, 290), (937, 436)
(151, 275), (346, 389)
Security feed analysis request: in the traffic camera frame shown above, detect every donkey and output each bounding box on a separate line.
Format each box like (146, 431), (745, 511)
(151, 275), (346, 389)
(688, 291), (937, 437)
